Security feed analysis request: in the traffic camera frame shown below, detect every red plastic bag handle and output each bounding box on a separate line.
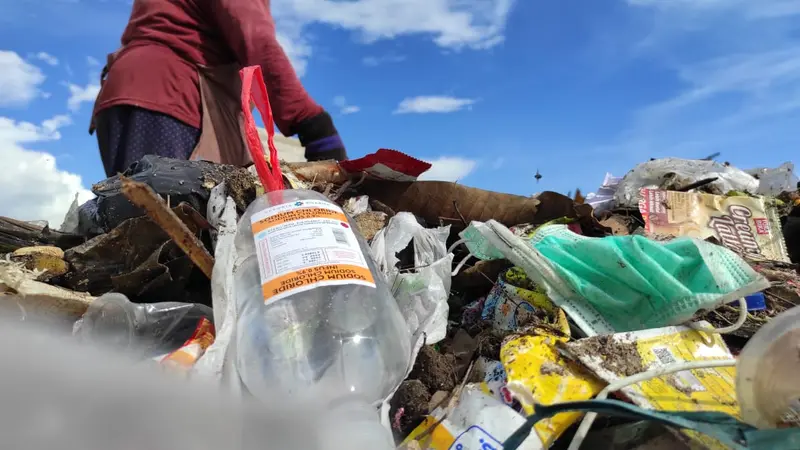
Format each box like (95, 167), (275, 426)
(240, 65), (284, 192)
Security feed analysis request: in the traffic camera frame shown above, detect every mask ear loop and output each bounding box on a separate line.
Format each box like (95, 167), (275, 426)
(447, 239), (466, 254)
(451, 253), (473, 276)
(447, 239), (473, 276)
(688, 298), (747, 334)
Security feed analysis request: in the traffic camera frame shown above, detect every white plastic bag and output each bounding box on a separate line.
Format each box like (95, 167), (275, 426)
(343, 195), (371, 216)
(614, 158), (759, 207)
(192, 183), (243, 395)
(402, 385), (544, 450)
(370, 212), (452, 344)
(371, 215), (454, 435)
(747, 162), (799, 196)
(584, 172), (622, 214)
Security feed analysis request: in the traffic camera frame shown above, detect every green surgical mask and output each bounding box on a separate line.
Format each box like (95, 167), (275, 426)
(459, 222), (769, 335)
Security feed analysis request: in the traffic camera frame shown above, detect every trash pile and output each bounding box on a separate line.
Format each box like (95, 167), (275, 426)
(5, 72), (800, 448)
(5, 147), (800, 449)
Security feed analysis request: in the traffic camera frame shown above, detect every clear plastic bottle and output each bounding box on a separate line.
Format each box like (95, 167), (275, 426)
(737, 304), (800, 428)
(232, 189), (411, 449)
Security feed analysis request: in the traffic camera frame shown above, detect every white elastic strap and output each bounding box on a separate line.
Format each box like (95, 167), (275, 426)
(447, 238), (467, 254)
(451, 253), (473, 276)
(351, 171), (367, 188)
(688, 298), (747, 335)
(566, 359), (737, 450)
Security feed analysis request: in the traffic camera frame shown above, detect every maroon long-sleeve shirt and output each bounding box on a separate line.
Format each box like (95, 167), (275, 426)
(94, 0), (323, 136)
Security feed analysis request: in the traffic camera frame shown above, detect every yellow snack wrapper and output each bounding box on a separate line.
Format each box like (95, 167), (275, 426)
(501, 330), (605, 446)
(639, 188), (789, 262)
(562, 325), (738, 450)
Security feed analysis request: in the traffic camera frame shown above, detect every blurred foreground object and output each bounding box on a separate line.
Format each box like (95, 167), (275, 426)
(0, 317), (325, 450)
(738, 305), (800, 429)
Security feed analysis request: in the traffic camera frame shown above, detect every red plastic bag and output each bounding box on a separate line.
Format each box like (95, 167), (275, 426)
(339, 149), (431, 181)
(240, 66), (284, 192)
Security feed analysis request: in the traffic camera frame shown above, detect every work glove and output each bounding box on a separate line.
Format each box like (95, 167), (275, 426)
(296, 111), (348, 162)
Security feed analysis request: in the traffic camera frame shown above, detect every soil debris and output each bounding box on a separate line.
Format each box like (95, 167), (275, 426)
(222, 168), (258, 213)
(540, 361), (566, 376)
(515, 306), (551, 329)
(701, 261), (800, 341)
(408, 345), (458, 392)
(599, 215), (634, 236)
(389, 380), (431, 438)
(353, 211), (388, 241)
(567, 334), (646, 377)
(474, 326), (505, 360)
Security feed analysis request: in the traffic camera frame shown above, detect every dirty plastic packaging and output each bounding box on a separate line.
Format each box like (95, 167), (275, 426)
(76, 293), (214, 359)
(233, 189), (411, 450)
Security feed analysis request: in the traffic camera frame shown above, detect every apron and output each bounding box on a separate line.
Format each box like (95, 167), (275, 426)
(90, 45), (253, 167)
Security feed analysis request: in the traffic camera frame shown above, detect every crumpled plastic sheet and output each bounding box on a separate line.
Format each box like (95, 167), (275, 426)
(370, 212), (453, 344)
(92, 155), (241, 232)
(61, 203), (208, 304)
(614, 158), (760, 208)
(343, 195), (371, 216)
(584, 173), (622, 214)
(75, 292), (214, 361)
(59, 193), (81, 233)
(746, 162), (799, 196)
(192, 183), (243, 395)
(373, 214), (455, 434)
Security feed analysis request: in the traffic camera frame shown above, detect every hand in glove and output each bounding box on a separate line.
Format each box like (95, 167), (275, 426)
(296, 111), (348, 161)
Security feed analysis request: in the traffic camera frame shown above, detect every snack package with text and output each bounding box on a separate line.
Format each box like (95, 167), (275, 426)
(563, 325), (739, 450)
(501, 330), (604, 446)
(639, 188), (789, 261)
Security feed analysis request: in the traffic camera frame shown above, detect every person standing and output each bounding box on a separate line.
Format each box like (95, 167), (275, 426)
(91, 0), (347, 177)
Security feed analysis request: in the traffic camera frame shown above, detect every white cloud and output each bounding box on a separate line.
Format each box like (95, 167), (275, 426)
(274, 0), (514, 48)
(271, 0), (515, 73)
(418, 156), (477, 182)
(0, 115), (93, 226)
(41, 115), (72, 135)
(276, 28), (312, 77)
(340, 105), (361, 115)
(362, 55), (406, 66)
(0, 50), (46, 107)
(65, 82), (100, 112)
(627, 0), (800, 19)
(87, 56), (101, 66)
(332, 95), (361, 115)
(394, 96), (476, 114)
(33, 52), (59, 66)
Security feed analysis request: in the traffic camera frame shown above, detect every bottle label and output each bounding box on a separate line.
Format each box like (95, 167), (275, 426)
(250, 199), (376, 304)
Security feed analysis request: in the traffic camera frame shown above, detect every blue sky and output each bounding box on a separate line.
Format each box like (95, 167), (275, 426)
(1, 0), (800, 225)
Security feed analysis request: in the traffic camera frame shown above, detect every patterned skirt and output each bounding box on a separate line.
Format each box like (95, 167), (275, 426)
(95, 105), (201, 176)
